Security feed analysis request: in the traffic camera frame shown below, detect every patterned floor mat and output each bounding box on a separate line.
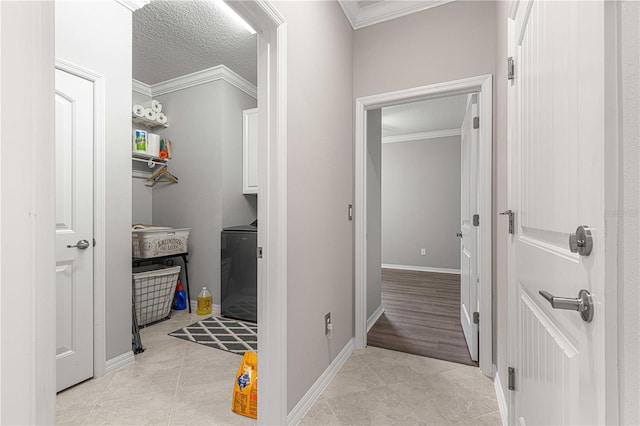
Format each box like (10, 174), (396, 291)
(169, 316), (257, 355)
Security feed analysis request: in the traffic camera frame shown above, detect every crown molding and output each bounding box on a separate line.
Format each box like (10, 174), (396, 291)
(382, 128), (461, 144)
(114, 0), (150, 12)
(148, 65), (257, 99)
(338, 0), (455, 30)
(132, 79), (152, 97)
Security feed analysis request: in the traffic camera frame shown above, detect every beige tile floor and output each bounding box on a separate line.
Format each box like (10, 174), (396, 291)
(57, 310), (500, 425)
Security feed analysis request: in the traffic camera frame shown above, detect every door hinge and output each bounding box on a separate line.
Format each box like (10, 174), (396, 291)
(473, 214), (480, 227)
(508, 367), (516, 390)
(348, 204), (353, 221)
(500, 209), (514, 234)
(257, 247), (263, 259)
(473, 116), (480, 129)
(473, 311), (480, 325)
(508, 57), (515, 80)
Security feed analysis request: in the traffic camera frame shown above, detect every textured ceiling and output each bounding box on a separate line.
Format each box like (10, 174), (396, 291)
(133, 0), (257, 86)
(382, 95), (468, 137)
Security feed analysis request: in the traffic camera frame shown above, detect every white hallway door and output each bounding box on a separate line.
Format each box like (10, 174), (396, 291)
(509, 0), (607, 424)
(460, 94), (479, 362)
(55, 68), (95, 392)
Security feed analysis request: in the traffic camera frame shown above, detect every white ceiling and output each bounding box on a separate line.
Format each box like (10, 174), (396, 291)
(133, 0), (257, 86)
(338, 0), (455, 29)
(381, 95), (468, 137)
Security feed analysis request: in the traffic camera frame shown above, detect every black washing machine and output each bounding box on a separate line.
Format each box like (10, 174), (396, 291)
(220, 223), (257, 322)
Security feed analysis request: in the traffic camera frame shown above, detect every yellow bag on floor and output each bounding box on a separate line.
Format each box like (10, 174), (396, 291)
(232, 351), (258, 419)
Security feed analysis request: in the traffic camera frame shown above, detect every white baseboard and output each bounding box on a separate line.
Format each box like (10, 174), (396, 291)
(287, 338), (355, 425)
(381, 263), (461, 275)
(494, 369), (508, 426)
(367, 304), (385, 332)
(189, 301), (221, 316)
(105, 351), (135, 375)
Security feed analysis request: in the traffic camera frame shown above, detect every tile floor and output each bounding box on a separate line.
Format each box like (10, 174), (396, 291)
(57, 310), (500, 425)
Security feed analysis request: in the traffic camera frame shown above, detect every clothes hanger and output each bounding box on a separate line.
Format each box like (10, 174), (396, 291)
(146, 166), (179, 187)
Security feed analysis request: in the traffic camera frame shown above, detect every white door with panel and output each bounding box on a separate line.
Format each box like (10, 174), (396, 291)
(55, 68), (94, 392)
(460, 95), (479, 362)
(509, 1), (607, 424)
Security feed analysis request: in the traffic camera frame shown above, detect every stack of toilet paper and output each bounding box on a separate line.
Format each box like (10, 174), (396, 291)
(132, 99), (168, 126)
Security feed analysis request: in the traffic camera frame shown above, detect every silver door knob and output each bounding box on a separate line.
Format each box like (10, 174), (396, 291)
(539, 289), (594, 322)
(67, 239), (90, 250)
(569, 225), (593, 256)
(456, 232), (462, 238)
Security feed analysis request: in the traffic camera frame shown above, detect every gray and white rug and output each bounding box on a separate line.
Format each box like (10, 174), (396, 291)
(169, 316), (257, 355)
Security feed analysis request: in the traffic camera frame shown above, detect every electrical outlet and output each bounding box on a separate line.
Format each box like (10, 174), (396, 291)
(421, 248), (427, 256)
(325, 312), (332, 336)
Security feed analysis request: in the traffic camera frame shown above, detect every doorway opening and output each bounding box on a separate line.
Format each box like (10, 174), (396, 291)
(366, 94), (476, 366)
(52, 1), (288, 424)
(354, 75), (494, 376)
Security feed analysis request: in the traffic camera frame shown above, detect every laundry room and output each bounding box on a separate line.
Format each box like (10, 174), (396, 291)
(130, 0), (259, 335)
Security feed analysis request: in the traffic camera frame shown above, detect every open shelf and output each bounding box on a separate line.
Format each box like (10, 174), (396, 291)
(132, 152), (169, 167)
(132, 115), (169, 129)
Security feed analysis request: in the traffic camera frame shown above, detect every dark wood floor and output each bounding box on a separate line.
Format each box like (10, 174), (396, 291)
(367, 268), (476, 366)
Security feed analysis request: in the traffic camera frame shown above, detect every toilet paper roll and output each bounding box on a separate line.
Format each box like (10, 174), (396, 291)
(132, 104), (145, 117)
(140, 100), (162, 113)
(144, 108), (157, 121)
(156, 112), (168, 125)
(147, 133), (160, 157)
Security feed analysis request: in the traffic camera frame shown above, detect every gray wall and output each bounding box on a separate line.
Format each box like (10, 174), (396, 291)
(221, 82), (258, 228)
(132, 90), (153, 224)
(56, 0), (133, 361)
(366, 109), (382, 320)
(382, 137), (461, 270)
(273, 1), (354, 412)
(152, 80), (256, 306)
(353, 1), (496, 98)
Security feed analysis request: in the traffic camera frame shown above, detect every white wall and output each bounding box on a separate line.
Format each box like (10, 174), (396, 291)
(272, 0), (354, 412)
(152, 80), (256, 305)
(1, 2), (56, 423)
(381, 137), (461, 270)
(56, 0), (133, 361)
(366, 109), (382, 320)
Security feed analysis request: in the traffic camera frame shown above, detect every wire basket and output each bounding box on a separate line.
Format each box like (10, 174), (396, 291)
(132, 264), (181, 327)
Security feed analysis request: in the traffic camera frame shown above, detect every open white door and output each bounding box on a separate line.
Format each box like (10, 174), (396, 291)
(509, 1), (607, 423)
(55, 68), (94, 392)
(460, 95), (478, 362)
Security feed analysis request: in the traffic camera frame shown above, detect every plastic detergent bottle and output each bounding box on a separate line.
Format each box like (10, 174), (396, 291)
(197, 286), (212, 315)
(172, 280), (187, 311)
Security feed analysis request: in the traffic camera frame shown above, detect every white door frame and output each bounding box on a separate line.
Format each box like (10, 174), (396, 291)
(13, 1), (288, 424)
(54, 58), (108, 379)
(223, 2), (289, 424)
(354, 75), (494, 376)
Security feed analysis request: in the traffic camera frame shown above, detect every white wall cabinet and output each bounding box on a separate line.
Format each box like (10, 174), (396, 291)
(243, 108), (259, 194)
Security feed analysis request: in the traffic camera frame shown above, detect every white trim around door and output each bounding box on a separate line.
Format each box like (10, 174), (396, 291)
(354, 75), (494, 377)
(226, 2), (288, 424)
(54, 58), (108, 379)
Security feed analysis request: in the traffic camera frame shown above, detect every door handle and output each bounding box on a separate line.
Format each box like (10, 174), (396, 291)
(538, 289), (594, 322)
(67, 239), (90, 250)
(456, 232), (463, 238)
